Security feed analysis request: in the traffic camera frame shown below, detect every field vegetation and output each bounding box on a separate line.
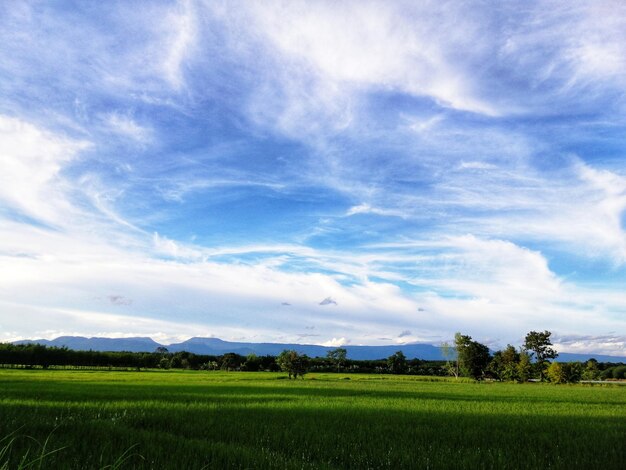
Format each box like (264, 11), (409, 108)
(0, 369), (624, 469)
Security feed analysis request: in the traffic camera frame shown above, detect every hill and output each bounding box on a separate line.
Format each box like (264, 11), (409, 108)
(12, 336), (626, 362)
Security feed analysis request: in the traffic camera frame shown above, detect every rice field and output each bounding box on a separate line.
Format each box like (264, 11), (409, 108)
(0, 369), (624, 469)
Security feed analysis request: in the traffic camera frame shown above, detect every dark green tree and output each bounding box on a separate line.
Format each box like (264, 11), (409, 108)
(455, 334), (490, 380)
(159, 357), (171, 369)
(563, 362), (582, 383)
(523, 330), (558, 382)
(220, 353), (242, 371)
(243, 353), (261, 371)
(581, 359), (600, 381)
(387, 351), (408, 374)
(276, 350), (309, 379)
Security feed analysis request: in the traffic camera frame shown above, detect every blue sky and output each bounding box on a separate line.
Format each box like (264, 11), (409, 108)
(1, 1), (625, 355)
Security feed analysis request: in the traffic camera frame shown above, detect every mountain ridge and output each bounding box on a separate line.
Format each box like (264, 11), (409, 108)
(11, 336), (626, 362)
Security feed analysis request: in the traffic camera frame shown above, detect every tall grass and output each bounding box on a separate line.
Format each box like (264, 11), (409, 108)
(0, 369), (624, 469)
(0, 428), (67, 470)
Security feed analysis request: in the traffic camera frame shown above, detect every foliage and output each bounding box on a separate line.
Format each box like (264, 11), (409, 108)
(516, 352), (532, 383)
(440, 341), (458, 378)
(546, 362), (566, 384)
(581, 360), (600, 381)
(612, 366), (626, 379)
(455, 333), (491, 380)
(523, 330), (558, 382)
(489, 344), (521, 381)
(326, 348), (347, 372)
(387, 351), (408, 374)
(220, 353), (243, 371)
(242, 353), (261, 372)
(276, 350), (309, 379)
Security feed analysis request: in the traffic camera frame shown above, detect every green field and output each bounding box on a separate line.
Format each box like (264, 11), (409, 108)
(0, 370), (624, 469)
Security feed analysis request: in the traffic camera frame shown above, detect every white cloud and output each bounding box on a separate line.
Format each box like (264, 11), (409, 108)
(246, 1), (498, 116)
(321, 337), (349, 347)
(552, 333), (626, 357)
(103, 113), (152, 143)
(346, 203), (407, 218)
(457, 161), (498, 171)
(0, 115), (89, 225)
(159, 0), (197, 89)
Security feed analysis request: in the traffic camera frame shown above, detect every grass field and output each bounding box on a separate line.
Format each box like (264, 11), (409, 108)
(0, 369), (624, 469)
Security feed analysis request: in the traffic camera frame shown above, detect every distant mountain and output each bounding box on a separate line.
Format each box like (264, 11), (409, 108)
(13, 336), (162, 353)
(556, 352), (624, 363)
(11, 336), (626, 362)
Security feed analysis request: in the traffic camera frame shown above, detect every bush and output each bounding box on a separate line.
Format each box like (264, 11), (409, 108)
(611, 365), (626, 379)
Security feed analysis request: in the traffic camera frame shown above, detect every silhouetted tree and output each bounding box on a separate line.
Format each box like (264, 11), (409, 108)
(387, 351), (408, 374)
(243, 353), (261, 372)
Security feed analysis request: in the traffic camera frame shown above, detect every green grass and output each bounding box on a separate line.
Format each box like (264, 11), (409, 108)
(0, 369), (624, 469)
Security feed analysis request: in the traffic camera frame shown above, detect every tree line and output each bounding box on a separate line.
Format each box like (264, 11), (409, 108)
(1, 331), (623, 383)
(439, 330), (624, 383)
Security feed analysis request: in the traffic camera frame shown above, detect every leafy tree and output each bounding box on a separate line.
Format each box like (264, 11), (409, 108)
(276, 350), (309, 379)
(562, 362), (582, 383)
(516, 351), (532, 382)
(243, 353), (261, 372)
(387, 351), (408, 374)
(455, 333), (491, 380)
(612, 365), (626, 379)
(170, 354), (183, 369)
(159, 357), (171, 369)
(220, 353), (242, 371)
(327, 348), (347, 372)
(488, 344), (520, 381)
(500, 345), (520, 381)
(546, 362), (566, 384)
(600, 367), (614, 380)
(581, 359), (600, 381)
(523, 330), (558, 382)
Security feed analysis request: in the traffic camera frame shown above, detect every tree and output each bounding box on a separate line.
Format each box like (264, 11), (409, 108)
(455, 333), (491, 380)
(220, 353), (242, 371)
(488, 344), (520, 381)
(563, 362), (582, 383)
(546, 362), (566, 384)
(327, 348), (347, 372)
(243, 353), (261, 372)
(441, 340), (459, 378)
(500, 344), (520, 381)
(276, 350), (309, 379)
(523, 330), (558, 382)
(387, 351), (408, 374)
(159, 357), (171, 369)
(516, 351), (532, 383)
(581, 359), (600, 381)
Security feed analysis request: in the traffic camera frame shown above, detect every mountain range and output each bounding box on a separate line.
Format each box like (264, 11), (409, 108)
(12, 336), (626, 362)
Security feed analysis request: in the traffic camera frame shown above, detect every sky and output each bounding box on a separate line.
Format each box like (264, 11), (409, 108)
(1, 1), (625, 355)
